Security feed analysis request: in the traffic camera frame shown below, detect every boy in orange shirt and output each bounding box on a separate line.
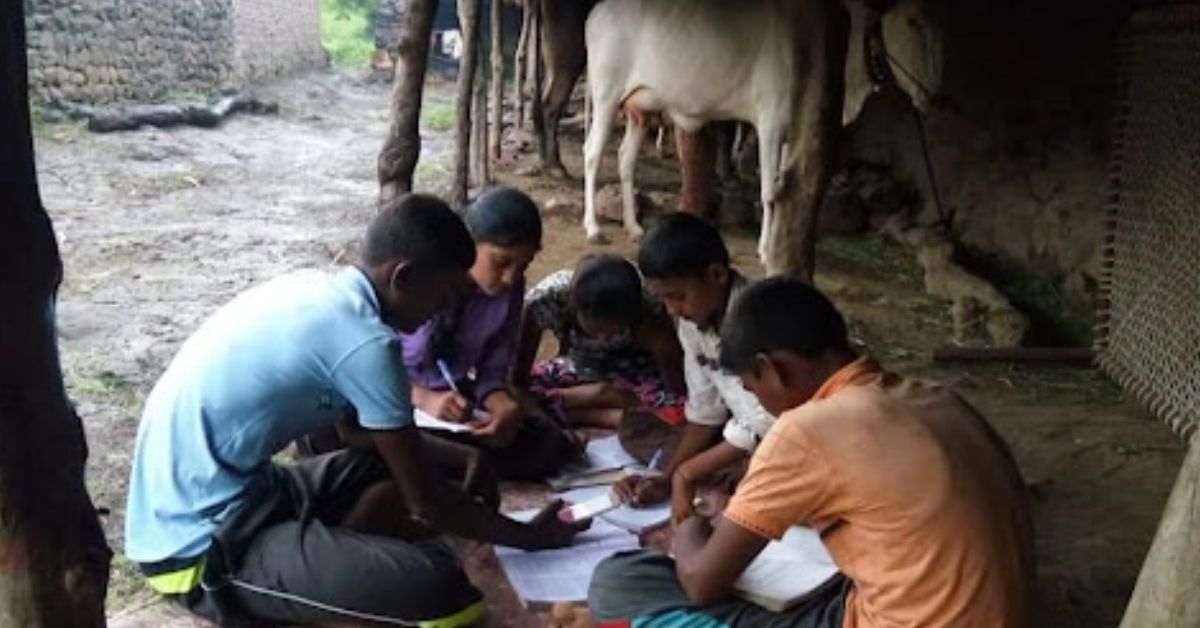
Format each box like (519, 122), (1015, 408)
(589, 278), (1034, 627)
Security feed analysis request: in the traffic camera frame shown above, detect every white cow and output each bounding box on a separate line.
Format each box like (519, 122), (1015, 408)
(581, 0), (943, 263)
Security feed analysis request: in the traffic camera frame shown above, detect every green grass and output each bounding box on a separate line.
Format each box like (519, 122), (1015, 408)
(421, 102), (456, 131)
(319, 0), (378, 66)
(957, 248), (1096, 347)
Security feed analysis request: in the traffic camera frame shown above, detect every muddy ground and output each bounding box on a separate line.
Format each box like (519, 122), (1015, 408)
(34, 68), (1182, 627)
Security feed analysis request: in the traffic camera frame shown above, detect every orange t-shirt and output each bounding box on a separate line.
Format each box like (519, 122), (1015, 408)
(724, 358), (1034, 628)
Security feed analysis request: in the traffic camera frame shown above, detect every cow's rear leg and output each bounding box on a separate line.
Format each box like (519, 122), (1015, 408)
(583, 97), (619, 244)
(617, 115), (648, 240)
(756, 125), (784, 265)
(540, 69), (582, 178)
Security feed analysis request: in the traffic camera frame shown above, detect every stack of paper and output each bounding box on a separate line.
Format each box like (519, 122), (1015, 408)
(495, 511), (639, 604)
(734, 527), (840, 612)
(558, 484), (671, 534)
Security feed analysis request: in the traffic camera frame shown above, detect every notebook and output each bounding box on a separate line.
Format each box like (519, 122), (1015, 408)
(412, 408), (489, 433)
(558, 484), (671, 534)
(734, 526), (841, 612)
(495, 509), (640, 604)
(547, 436), (642, 490)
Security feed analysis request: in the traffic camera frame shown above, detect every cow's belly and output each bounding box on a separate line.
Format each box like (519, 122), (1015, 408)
(621, 82), (755, 132)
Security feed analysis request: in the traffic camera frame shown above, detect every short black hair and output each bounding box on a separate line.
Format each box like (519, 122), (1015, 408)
(637, 213), (730, 279)
(463, 186), (543, 248)
(718, 277), (851, 373)
(570, 254), (644, 327)
(363, 193), (475, 270)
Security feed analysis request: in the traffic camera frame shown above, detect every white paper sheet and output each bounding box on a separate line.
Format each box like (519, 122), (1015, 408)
(495, 510), (639, 603)
(413, 408), (489, 433)
(547, 436), (642, 490)
(734, 527), (840, 611)
(559, 485), (671, 534)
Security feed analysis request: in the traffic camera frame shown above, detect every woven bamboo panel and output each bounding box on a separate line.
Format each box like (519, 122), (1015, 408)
(1096, 4), (1200, 438)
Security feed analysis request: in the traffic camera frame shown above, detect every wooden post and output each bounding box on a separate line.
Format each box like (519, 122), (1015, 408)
(512, 0), (531, 131)
(452, 0), (484, 207)
(489, 0), (504, 161)
(1119, 437), (1200, 627)
(529, 0), (543, 134)
(763, 0), (849, 280)
(0, 2), (111, 625)
(377, 0), (439, 205)
(471, 58), (491, 187)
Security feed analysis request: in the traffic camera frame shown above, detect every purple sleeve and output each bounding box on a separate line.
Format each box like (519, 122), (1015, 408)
(394, 321), (447, 391)
(474, 285), (522, 401)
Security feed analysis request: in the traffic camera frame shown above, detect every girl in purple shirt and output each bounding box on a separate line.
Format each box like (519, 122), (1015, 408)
(396, 186), (581, 481)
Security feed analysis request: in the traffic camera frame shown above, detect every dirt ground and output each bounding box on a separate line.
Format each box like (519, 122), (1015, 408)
(35, 68), (1183, 628)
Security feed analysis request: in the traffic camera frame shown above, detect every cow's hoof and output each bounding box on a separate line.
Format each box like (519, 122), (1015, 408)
(546, 165), (571, 180)
(586, 232), (610, 245)
(627, 228), (644, 244)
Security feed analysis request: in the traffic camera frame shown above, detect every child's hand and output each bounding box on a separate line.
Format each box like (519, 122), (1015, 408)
(422, 390), (474, 423)
(614, 474), (670, 506)
(670, 473), (697, 525)
(523, 499), (590, 550)
(471, 394), (522, 446)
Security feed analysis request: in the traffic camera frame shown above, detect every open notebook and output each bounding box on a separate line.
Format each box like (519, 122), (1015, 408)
(495, 509), (639, 604)
(734, 526), (841, 612)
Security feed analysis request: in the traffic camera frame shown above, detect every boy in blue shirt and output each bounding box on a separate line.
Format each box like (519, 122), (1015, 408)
(125, 194), (583, 627)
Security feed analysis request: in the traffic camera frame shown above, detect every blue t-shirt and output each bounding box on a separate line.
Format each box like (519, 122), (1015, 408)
(124, 268), (413, 563)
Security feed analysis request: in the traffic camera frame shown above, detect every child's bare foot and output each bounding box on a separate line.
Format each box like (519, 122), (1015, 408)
(549, 602), (595, 628)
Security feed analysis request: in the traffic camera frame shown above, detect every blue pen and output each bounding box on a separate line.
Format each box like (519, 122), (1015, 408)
(647, 447), (665, 473)
(435, 359), (461, 395)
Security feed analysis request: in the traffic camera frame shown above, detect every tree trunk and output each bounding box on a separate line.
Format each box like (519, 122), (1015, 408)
(512, 1), (531, 132)
(1120, 437), (1200, 627)
(377, 0), (438, 205)
(0, 3), (111, 625)
(452, 0), (484, 207)
(528, 1), (543, 135)
(471, 58), (491, 187)
(763, 0), (849, 280)
(489, 0), (504, 161)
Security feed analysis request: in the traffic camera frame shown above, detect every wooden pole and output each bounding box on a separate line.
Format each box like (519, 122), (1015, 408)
(932, 346), (1095, 367)
(1120, 437), (1200, 627)
(452, 0), (484, 207)
(763, 0), (849, 280)
(377, 0), (439, 205)
(0, 2), (111, 624)
(513, 0), (531, 132)
(471, 57), (491, 187)
(529, 0), (543, 134)
(489, 0), (504, 161)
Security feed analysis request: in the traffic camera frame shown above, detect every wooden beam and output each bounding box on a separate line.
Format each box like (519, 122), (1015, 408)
(489, 0), (504, 161)
(0, 1), (111, 623)
(932, 347), (1095, 367)
(377, 0), (438, 204)
(452, 0), (485, 206)
(512, 0), (531, 131)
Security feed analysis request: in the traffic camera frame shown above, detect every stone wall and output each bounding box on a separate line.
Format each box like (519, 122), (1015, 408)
(24, 0), (325, 105)
(231, 0), (326, 83)
(843, 0), (1127, 342)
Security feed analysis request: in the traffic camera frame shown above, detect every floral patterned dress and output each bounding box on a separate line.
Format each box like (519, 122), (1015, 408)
(524, 270), (686, 425)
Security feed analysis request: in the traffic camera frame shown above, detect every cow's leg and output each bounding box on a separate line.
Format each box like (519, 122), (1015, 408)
(617, 114), (648, 240)
(755, 124), (784, 265)
(583, 97), (619, 243)
(540, 67), (582, 178)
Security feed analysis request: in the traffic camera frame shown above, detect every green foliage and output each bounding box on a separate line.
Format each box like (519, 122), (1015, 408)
(421, 102), (456, 131)
(320, 0), (382, 66)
